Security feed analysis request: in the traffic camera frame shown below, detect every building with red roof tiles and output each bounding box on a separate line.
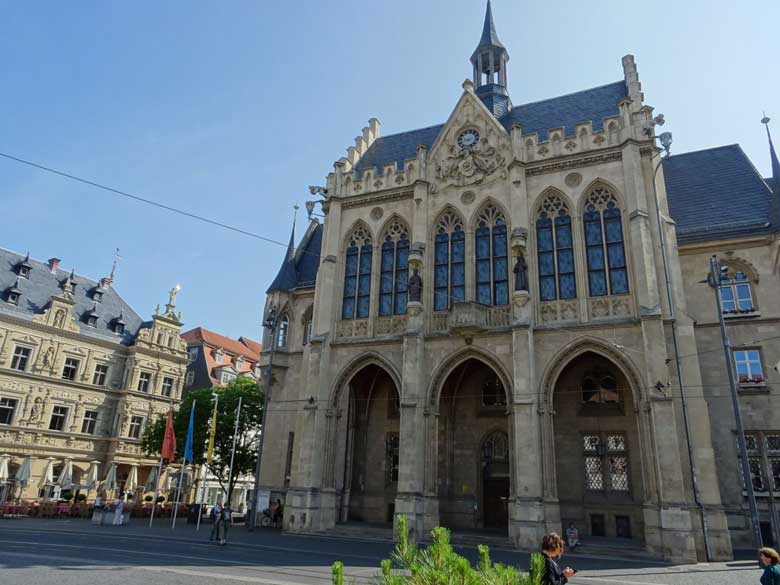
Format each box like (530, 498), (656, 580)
(181, 327), (261, 392)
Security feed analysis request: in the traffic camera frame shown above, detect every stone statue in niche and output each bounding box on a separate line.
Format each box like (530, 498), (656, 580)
(43, 346), (55, 368)
(513, 252), (528, 292)
(29, 397), (43, 423)
(408, 269), (422, 303)
(53, 309), (66, 329)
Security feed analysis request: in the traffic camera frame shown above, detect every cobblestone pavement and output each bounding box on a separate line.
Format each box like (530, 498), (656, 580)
(0, 518), (760, 584)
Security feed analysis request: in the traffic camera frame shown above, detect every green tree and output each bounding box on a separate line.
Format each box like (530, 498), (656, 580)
(142, 377), (263, 500)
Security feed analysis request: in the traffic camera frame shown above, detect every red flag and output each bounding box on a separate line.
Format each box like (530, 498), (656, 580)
(161, 408), (176, 462)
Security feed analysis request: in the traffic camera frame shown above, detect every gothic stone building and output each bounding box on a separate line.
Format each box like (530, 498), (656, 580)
(258, 2), (780, 562)
(0, 250), (188, 501)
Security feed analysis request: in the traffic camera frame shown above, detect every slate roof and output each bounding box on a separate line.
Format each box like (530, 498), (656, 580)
(0, 248), (144, 345)
(474, 0), (505, 54)
(354, 81), (627, 174)
(664, 144), (777, 244)
(266, 220), (323, 293)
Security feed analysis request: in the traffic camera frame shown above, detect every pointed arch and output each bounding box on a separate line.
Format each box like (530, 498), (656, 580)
(717, 256), (760, 313)
(432, 206), (466, 311)
(535, 188), (576, 301)
(539, 336), (644, 409)
(471, 199), (509, 306)
(377, 215), (410, 316)
(342, 221), (374, 320)
(329, 351), (402, 408)
(580, 180), (629, 297)
(427, 346), (513, 409)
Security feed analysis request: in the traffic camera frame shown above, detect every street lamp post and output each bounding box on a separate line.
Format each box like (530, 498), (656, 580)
(707, 255), (763, 549)
(247, 306), (278, 531)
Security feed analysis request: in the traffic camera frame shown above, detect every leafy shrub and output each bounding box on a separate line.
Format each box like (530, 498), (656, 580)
(332, 515), (544, 585)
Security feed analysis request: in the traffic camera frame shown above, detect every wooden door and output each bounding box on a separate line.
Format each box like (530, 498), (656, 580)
(483, 478), (509, 529)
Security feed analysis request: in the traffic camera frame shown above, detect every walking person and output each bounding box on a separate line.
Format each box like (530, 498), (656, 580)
(760, 547), (780, 585)
(209, 501), (223, 542)
(218, 504), (232, 545)
(541, 532), (576, 585)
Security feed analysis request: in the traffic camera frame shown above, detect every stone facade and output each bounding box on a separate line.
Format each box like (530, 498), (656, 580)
(257, 3), (779, 563)
(0, 250), (187, 502)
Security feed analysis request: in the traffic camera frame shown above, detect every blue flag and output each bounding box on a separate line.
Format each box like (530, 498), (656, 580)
(183, 401), (195, 463)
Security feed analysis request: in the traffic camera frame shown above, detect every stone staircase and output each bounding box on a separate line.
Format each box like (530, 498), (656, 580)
(570, 536), (658, 562)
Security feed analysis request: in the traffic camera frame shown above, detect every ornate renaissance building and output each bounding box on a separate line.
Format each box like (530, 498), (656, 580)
(0, 249), (187, 501)
(258, 2), (780, 562)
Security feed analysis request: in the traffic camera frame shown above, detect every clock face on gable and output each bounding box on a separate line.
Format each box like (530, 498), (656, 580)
(457, 129), (480, 150)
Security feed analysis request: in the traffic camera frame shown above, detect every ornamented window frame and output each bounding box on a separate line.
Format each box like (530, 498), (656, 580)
(583, 185), (629, 297)
(719, 265), (757, 315)
(474, 203), (509, 307)
(342, 224), (373, 320)
(582, 432), (630, 493)
(433, 209), (465, 311)
(535, 193), (576, 301)
(378, 217), (410, 316)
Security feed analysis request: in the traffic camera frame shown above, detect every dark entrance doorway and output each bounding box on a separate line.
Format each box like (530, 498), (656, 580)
(483, 478), (509, 529)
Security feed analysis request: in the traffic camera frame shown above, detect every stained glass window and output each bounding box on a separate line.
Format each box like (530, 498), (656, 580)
(378, 219), (409, 316)
(342, 224), (373, 320)
(474, 205), (508, 306)
(583, 186), (629, 297)
(536, 194), (576, 301)
(434, 210), (465, 311)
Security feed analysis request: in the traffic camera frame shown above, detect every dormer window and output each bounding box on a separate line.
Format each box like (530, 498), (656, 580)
(112, 311), (126, 334)
(15, 254), (32, 279)
(235, 356), (245, 370)
(87, 315), (98, 327)
(85, 303), (99, 327)
(92, 289), (104, 303)
(5, 279), (22, 306)
(115, 323), (125, 334)
(215, 349), (224, 363)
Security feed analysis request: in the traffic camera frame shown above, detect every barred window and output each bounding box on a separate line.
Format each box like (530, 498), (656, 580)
(536, 194), (576, 301)
(583, 185), (629, 297)
(583, 432), (629, 492)
(434, 210), (465, 311)
(379, 219), (409, 316)
(342, 225), (373, 320)
(475, 204), (509, 306)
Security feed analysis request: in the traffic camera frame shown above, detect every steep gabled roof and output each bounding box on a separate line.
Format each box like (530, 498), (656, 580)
(353, 81), (627, 175)
(181, 327), (260, 361)
(664, 144), (776, 244)
(266, 220), (323, 293)
(0, 248), (143, 345)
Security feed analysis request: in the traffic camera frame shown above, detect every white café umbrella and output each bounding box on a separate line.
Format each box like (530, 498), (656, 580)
(125, 465), (138, 493)
(144, 466), (158, 493)
(39, 457), (56, 488)
(14, 457), (31, 487)
(85, 461), (101, 490)
(0, 455), (9, 483)
(57, 458), (73, 490)
(102, 463), (117, 493)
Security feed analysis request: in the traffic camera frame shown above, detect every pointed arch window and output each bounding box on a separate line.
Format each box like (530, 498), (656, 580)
(379, 219), (409, 316)
(536, 194), (576, 301)
(583, 186), (629, 297)
(342, 225), (373, 320)
(434, 211), (465, 311)
(277, 313), (289, 348)
(475, 205), (509, 306)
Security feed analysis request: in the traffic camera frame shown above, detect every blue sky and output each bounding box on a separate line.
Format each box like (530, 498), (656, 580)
(1, 0), (777, 339)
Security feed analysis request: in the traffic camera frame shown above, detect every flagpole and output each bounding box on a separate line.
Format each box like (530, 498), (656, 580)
(148, 456), (164, 528)
(172, 400), (196, 530)
(196, 395), (218, 532)
(226, 396), (242, 508)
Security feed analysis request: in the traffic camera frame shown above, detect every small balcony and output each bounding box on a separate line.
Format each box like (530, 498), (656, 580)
(432, 302), (512, 334)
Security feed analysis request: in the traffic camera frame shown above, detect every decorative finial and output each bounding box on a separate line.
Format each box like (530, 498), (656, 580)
(154, 304), (160, 316)
(110, 248), (121, 281)
(762, 113), (771, 126)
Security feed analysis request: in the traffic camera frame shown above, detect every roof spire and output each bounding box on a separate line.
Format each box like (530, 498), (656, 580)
(762, 114), (780, 193)
(267, 205), (301, 293)
(470, 1), (511, 116)
(479, 0), (504, 50)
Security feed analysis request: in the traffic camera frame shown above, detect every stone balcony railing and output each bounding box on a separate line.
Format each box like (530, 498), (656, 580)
(431, 302), (512, 334)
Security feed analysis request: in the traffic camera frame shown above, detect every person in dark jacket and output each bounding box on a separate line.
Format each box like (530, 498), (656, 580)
(760, 547), (780, 585)
(541, 532), (575, 585)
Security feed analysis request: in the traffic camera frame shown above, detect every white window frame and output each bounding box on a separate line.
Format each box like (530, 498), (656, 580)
(49, 405), (69, 431)
(62, 357), (80, 381)
(187, 347), (198, 364)
(81, 410), (98, 435)
(137, 371), (152, 393)
(277, 315), (289, 349)
(185, 370), (195, 386)
(734, 349), (764, 384)
(10, 346), (32, 372)
(220, 372), (236, 385)
(128, 415), (144, 439)
(92, 363), (109, 386)
(0, 397), (19, 425)
(161, 377), (174, 397)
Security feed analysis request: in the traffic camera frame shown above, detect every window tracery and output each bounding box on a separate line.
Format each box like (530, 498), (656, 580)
(434, 210), (465, 311)
(536, 194), (576, 301)
(379, 218), (409, 316)
(342, 224), (373, 320)
(475, 204), (509, 306)
(583, 185), (628, 296)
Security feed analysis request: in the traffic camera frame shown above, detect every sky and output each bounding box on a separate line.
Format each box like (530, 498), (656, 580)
(1, 0), (778, 340)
